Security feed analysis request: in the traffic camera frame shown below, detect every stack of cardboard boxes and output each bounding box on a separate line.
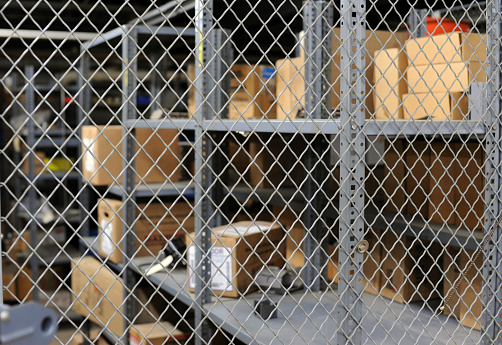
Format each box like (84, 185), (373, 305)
(374, 32), (486, 120)
(384, 139), (485, 327)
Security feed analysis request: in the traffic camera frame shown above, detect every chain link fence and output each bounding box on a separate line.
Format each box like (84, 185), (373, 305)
(0, 0), (499, 344)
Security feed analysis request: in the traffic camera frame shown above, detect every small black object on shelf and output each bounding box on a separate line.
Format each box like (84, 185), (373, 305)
(254, 298), (277, 320)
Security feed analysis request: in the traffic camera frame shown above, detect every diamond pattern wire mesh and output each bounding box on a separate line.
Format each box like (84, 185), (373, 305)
(0, 0), (499, 344)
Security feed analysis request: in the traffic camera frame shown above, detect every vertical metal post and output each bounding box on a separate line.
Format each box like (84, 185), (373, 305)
(482, 0), (502, 342)
(25, 64), (40, 302)
(408, 8), (429, 38)
(150, 53), (162, 117)
(121, 25), (138, 345)
(337, 0), (366, 343)
(77, 50), (91, 237)
(302, 0), (332, 291)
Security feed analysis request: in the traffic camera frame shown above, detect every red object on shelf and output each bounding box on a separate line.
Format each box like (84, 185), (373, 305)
(426, 16), (470, 36)
(64, 96), (73, 104)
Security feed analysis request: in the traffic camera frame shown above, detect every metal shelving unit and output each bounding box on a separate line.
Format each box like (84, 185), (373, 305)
(77, 1), (501, 344)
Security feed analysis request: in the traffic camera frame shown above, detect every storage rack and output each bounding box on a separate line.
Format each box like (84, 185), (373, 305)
(9, 64), (82, 302)
(79, 1), (502, 344)
(79, 24), (197, 344)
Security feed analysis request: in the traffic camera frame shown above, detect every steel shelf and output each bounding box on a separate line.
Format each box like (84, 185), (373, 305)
(203, 289), (480, 345)
(35, 136), (80, 148)
(17, 244), (79, 266)
(125, 119), (197, 131)
(107, 180), (195, 198)
(32, 171), (81, 182)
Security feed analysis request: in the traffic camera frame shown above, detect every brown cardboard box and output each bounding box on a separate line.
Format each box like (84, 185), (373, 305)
(186, 221), (285, 298)
(3, 264), (17, 302)
(278, 29), (408, 119)
(405, 32), (486, 66)
(82, 126), (180, 186)
(406, 62), (485, 94)
(71, 330), (111, 345)
(406, 141), (431, 218)
(455, 142), (485, 230)
(380, 233), (442, 303)
(71, 257), (162, 337)
(327, 229), (382, 296)
(130, 322), (189, 345)
(373, 48), (408, 119)
(458, 249), (482, 330)
(23, 152), (46, 175)
(272, 206), (304, 267)
(443, 246), (462, 318)
(384, 140), (406, 213)
(187, 64), (276, 119)
(228, 64), (276, 119)
(402, 91), (468, 120)
(3, 263), (33, 302)
(248, 134), (305, 188)
(429, 142), (456, 224)
(98, 198), (194, 263)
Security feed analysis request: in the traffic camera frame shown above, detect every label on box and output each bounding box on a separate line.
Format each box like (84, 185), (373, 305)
(100, 220), (113, 256)
(83, 138), (95, 173)
(188, 245), (233, 292)
(261, 67), (275, 80)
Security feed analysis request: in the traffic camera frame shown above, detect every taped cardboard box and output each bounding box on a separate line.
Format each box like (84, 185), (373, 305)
(458, 249), (483, 330)
(429, 142), (456, 224)
(405, 32), (486, 66)
(455, 142), (485, 230)
(384, 140), (407, 213)
(373, 48), (408, 119)
(71, 257), (163, 337)
(380, 233), (442, 303)
(98, 198), (194, 263)
(327, 229), (382, 296)
(272, 206), (304, 267)
(228, 64), (276, 119)
(406, 62), (485, 94)
(71, 330), (110, 345)
(186, 221), (285, 298)
(443, 246), (462, 318)
(130, 322), (189, 345)
(276, 29), (408, 119)
(405, 140), (431, 218)
(402, 91), (468, 120)
(82, 126), (180, 186)
(187, 64), (276, 119)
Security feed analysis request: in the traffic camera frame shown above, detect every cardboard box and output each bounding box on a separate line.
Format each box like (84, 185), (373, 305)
(406, 62), (485, 93)
(402, 91), (468, 120)
(272, 206), (304, 267)
(248, 134), (305, 188)
(130, 322), (189, 345)
(23, 151), (46, 175)
(3, 263), (33, 302)
(71, 257), (162, 337)
(327, 229), (382, 296)
(277, 29), (408, 119)
(443, 246), (462, 318)
(186, 221), (285, 298)
(458, 249), (482, 330)
(455, 142), (485, 230)
(405, 32), (486, 66)
(71, 330), (111, 345)
(380, 233), (442, 303)
(82, 126), (180, 186)
(228, 64), (276, 119)
(406, 141), (431, 218)
(429, 142), (456, 224)
(443, 247), (482, 330)
(98, 198), (194, 263)
(384, 140), (406, 213)
(373, 48), (408, 119)
(187, 64), (276, 119)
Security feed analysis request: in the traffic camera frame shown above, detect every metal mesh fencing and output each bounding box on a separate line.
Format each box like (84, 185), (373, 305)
(0, 0), (499, 344)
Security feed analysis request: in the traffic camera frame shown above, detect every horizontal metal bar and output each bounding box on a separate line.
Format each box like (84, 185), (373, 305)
(135, 26), (196, 37)
(82, 26), (128, 49)
(125, 119), (197, 131)
(0, 29), (97, 41)
(107, 181), (195, 198)
(364, 120), (487, 136)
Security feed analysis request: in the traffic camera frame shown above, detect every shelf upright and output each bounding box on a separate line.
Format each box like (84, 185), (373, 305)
(302, 0), (332, 291)
(121, 25), (139, 345)
(77, 48), (91, 238)
(194, 1), (216, 343)
(337, 0), (366, 343)
(482, 0), (502, 342)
